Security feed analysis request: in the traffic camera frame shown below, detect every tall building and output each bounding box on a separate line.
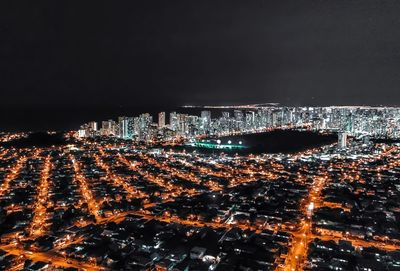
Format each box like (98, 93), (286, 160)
(77, 129), (87, 138)
(272, 111), (280, 127)
(177, 113), (189, 135)
(345, 113), (354, 134)
(234, 110), (244, 131)
(245, 111), (255, 130)
(222, 111), (230, 119)
(200, 111), (211, 133)
(201, 111), (211, 123)
(126, 117), (134, 139)
(170, 112), (178, 131)
(338, 132), (347, 149)
(118, 116), (134, 139)
(88, 121), (98, 131)
(138, 113), (153, 141)
(101, 120), (117, 136)
(158, 112), (166, 128)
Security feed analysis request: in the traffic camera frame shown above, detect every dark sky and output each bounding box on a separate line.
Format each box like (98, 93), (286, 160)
(1, 0), (400, 131)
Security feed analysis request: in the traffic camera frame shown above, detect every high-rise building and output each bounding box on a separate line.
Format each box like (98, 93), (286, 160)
(338, 132), (347, 149)
(272, 111), (280, 127)
(169, 112), (178, 131)
(77, 129), (87, 138)
(234, 110), (244, 131)
(88, 121), (98, 131)
(200, 111), (211, 133)
(345, 113), (354, 134)
(245, 111), (255, 130)
(177, 113), (189, 135)
(126, 117), (134, 139)
(118, 116), (134, 139)
(158, 112), (166, 128)
(101, 120), (117, 136)
(138, 113), (153, 141)
(201, 111), (211, 123)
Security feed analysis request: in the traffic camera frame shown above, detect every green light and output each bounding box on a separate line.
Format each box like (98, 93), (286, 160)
(193, 141), (247, 150)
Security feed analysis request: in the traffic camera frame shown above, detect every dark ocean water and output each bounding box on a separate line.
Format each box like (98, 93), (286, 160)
(219, 130), (337, 154)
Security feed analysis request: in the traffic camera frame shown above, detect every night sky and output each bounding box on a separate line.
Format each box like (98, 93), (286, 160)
(1, 0), (400, 131)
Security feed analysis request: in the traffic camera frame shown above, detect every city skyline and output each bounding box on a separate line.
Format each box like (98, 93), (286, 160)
(4, 103), (400, 133)
(77, 104), (400, 140)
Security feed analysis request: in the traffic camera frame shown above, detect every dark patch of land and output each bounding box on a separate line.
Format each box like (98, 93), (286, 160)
(172, 130), (337, 155)
(0, 132), (68, 148)
(221, 130), (336, 154)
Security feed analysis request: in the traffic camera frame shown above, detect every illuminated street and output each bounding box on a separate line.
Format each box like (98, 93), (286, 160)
(29, 155), (52, 237)
(0, 133), (400, 270)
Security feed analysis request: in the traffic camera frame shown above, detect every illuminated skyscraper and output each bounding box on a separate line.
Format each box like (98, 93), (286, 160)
(338, 132), (347, 149)
(88, 121), (98, 131)
(345, 113), (354, 134)
(234, 110), (243, 122)
(245, 111), (255, 130)
(177, 113), (189, 135)
(169, 112), (178, 131)
(138, 113), (153, 141)
(158, 112), (166, 128)
(201, 111), (211, 123)
(234, 110), (244, 131)
(200, 111), (211, 133)
(272, 111), (279, 126)
(101, 120), (117, 136)
(118, 116), (134, 139)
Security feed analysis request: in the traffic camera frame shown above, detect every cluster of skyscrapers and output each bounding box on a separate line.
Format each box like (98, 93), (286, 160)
(77, 105), (400, 141)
